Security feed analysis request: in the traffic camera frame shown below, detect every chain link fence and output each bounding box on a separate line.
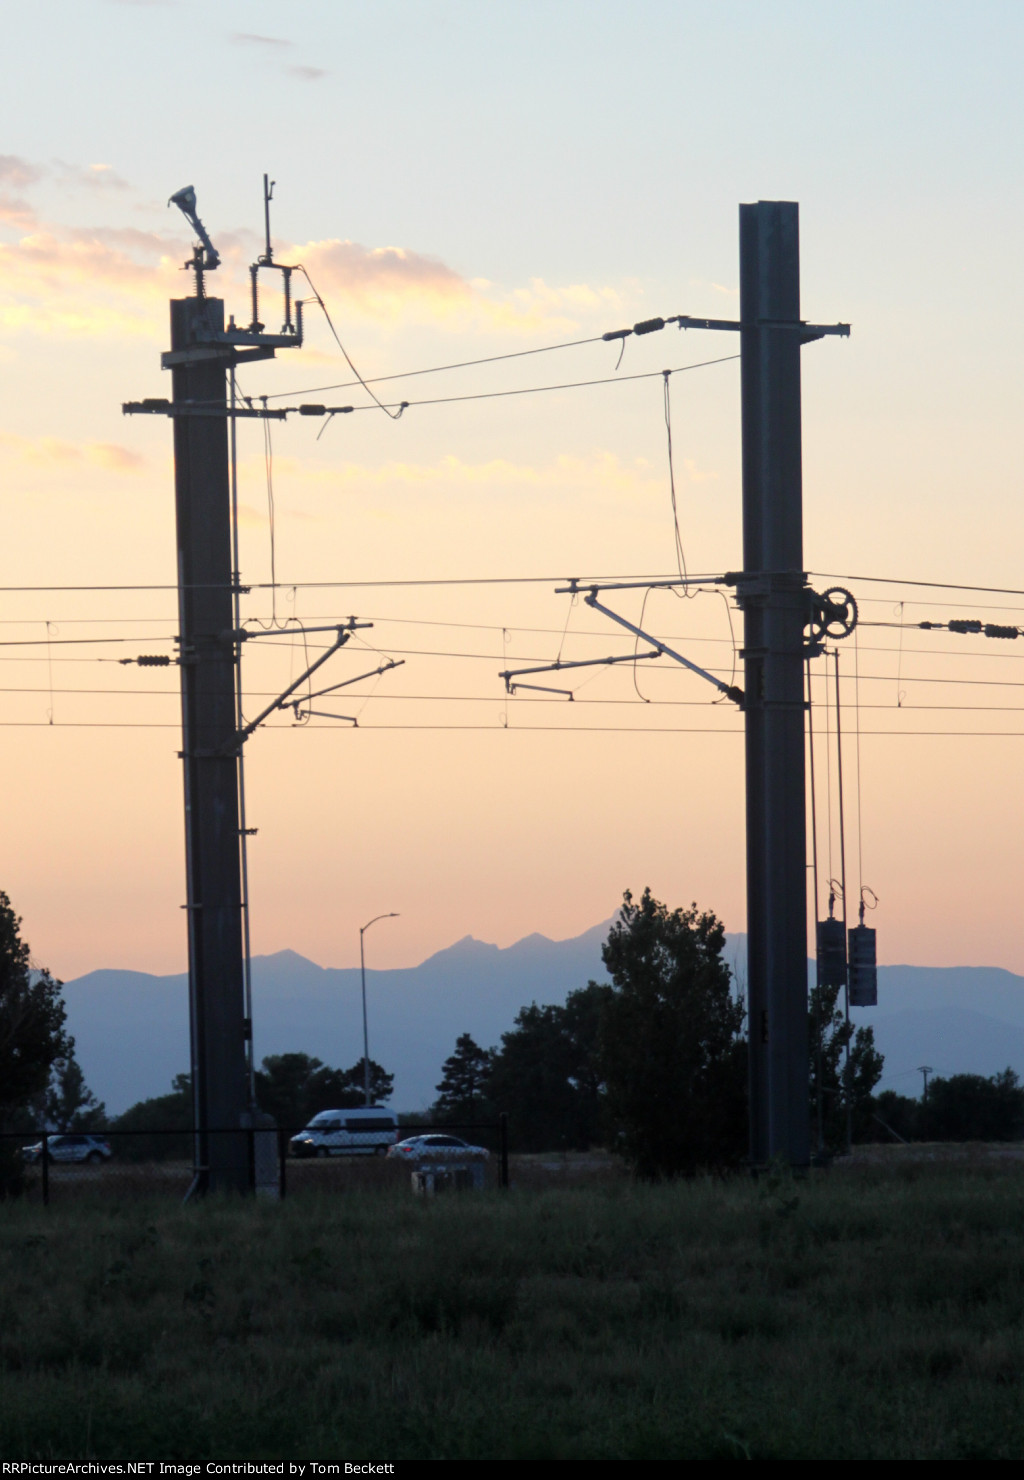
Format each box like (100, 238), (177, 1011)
(0, 1117), (510, 1205)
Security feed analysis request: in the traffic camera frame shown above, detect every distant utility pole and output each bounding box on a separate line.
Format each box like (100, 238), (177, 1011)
(131, 182), (304, 1194)
(918, 1064), (933, 1137)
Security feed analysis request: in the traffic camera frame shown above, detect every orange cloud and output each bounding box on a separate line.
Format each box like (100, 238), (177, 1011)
(0, 430), (144, 471)
(0, 203), (627, 342)
(292, 237), (624, 334)
(0, 156), (43, 188)
(253, 449), (708, 502)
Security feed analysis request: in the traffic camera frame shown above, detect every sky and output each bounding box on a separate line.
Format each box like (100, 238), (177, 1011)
(3, 0), (1024, 983)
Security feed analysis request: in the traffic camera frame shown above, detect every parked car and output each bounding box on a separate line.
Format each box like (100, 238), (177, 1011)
(387, 1134), (490, 1162)
(289, 1107), (398, 1158)
(21, 1134), (112, 1166)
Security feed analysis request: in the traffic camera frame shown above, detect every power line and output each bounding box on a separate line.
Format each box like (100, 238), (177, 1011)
(12, 684), (1024, 714)
(811, 570), (1024, 599)
(259, 333), (608, 401)
(310, 355), (741, 425)
(4, 718), (1024, 737)
(0, 571), (719, 594)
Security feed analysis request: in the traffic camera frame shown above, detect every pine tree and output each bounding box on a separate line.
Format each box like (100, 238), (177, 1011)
(434, 1033), (496, 1122)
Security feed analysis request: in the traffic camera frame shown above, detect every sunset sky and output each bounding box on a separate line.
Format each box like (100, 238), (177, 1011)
(4, 0), (1024, 983)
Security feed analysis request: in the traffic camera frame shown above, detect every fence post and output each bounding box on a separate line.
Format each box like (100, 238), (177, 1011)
(278, 1128), (287, 1201)
(498, 1112), (509, 1190)
(41, 1133), (49, 1207)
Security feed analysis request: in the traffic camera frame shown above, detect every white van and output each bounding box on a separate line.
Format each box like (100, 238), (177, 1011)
(289, 1107), (398, 1159)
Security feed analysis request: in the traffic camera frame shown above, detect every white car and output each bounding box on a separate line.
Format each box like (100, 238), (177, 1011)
(387, 1134), (490, 1162)
(21, 1133), (112, 1165)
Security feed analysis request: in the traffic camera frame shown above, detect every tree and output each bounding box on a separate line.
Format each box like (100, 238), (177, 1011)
(926, 1069), (1024, 1142)
(864, 1089), (919, 1144)
(487, 982), (612, 1151)
(808, 977), (884, 1152)
(110, 1072), (192, 1161)
(597, 889), (747, 1178)
(46, 1050), (106, 1132)
(255, 1052), (393, 1127)
(434, 1033), (495, 1122)
(0, 891), (71, 1187)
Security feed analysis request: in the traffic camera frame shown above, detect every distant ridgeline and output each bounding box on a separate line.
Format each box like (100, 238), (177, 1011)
(60, 927), (1024, 1113)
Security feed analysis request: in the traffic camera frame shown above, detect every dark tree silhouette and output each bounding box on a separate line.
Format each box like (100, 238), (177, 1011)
(598, 888), (747, 1178)
(808, 977), (884, 1152)
(434, 1033), (495, 1121)
(109, 1073), (192, 1161)
(926, 1069), (1024, 1142)
(255, 1052), (393, 1127)
(46, 1050), (105, 1132)
(487, 982), (613, 1151)
(0, 891), (70, 1129)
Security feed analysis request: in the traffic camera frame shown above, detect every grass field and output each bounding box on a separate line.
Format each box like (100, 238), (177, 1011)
(2, 1148), (1024, 1460)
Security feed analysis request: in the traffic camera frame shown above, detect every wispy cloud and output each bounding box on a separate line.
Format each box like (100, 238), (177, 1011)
(257, 450), (709, 503)
(53, 161), (131, 192)
(229, 31), (328, 80)
(232, 32), (290, 48)
(0, 430), (144, 471)
(295, 237), (623, 333)
(0, 156), (43, 188)
(0, 225), (181, 336)
(0, 200), (627, 341)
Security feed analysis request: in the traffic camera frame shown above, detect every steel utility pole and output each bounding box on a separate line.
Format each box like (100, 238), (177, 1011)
(737, 201), (830, 1169)
(148, 183), (303, 1194)
(169, 292), (249, 1193)
(501, 201), (850, 1165)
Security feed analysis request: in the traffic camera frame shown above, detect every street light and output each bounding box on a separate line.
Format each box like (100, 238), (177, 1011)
(359, 912), (399, 1105)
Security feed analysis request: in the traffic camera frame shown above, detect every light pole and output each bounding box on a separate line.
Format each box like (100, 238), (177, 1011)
(359, 913), (399, 1105)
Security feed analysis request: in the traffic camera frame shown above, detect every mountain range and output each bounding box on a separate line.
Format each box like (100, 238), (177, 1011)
(60, 924), (1024, 1115)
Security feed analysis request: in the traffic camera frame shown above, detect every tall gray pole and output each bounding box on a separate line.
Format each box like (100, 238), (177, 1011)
(170, 295), (250, 1193)
(359, 927), (370, 1106)
(739, 202), (811, 1168)
(358, 912), (399, 1106)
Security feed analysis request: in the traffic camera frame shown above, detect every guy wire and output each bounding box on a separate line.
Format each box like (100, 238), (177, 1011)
(834, 646), (852, 1154)
(230, 369), (256, 1106)
(807, 653), (825, 1157)
(662, 370), (689, 589)
(825, 659), (834, 888)
(855, 626), (864, 901)
(807, 656), (821, 925)
(262, 401), (279, 626)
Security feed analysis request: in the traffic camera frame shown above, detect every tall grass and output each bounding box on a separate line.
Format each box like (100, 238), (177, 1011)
(2, 1156), (1024, 1459)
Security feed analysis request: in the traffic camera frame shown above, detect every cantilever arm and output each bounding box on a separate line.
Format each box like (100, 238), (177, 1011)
(303, 657), (404, 704)
(499, 650), (661, 693)
(229, 628), (352, 750)
(583, 593), (744, 707)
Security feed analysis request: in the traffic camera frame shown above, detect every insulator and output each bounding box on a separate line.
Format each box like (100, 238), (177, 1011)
(633, 317), (665, 335)
(848, 925), (877, 1007)
(985, 624), (1019, 640)
(948, 619), (983, 634)
(136, 654), (172, 666)
(299, 405), (326, 416)
(816, 918), (847, 988)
